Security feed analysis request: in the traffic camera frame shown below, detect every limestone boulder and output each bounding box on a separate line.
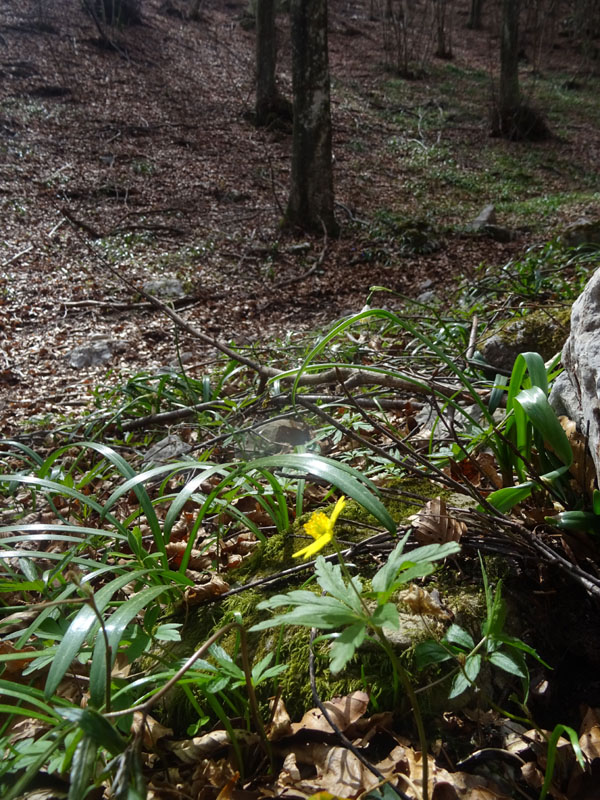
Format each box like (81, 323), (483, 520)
(550, 267), (600, 481)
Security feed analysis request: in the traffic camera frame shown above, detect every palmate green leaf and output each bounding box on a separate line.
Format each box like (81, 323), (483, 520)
(330, 623), (367, 673)
(251, 652), (287, 686)
(89, 584), (177, 707)
(370, 602), (399, 630)
(247, 453), (396, 534)
(250, 595), (360, 632)
(314, 557), (363, 612)
(45, 569), (162, 700)
(372, 536), (460, 600)
(3, 731), (68, 800)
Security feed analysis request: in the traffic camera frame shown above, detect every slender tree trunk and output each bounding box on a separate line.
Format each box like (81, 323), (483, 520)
(499, 0), (520, 122)
(467, 0), (484, 30)
(286, 0), (338, 235)
(255, 0), (277, 125)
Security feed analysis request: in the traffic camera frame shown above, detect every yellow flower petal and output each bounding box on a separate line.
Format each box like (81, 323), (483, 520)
(329, 496), (346, 525)
(292, 531), (333, 560)
(295, 497), (345, 560)
(304, 512), (330, 540)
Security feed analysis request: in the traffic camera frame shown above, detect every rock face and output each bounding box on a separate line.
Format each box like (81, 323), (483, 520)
(550, 267), (600, 481)
(480, 308), (569, 373)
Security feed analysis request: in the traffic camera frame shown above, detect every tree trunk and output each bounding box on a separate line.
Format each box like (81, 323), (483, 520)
(286, 0), (338, 236)
(499, 0), (520, 122)
(255, 0), (277, 125)
(467, 0), (484, 30)
(434, 0), (452, 59)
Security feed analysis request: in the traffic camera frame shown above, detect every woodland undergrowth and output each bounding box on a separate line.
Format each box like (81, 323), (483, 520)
(1, 238), (600, 799)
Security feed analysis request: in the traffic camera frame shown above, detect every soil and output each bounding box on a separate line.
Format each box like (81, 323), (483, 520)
(0, 0), (598, 437)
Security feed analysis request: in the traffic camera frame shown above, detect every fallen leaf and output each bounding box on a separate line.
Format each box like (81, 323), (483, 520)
(409, 498), (466, 545)
(399, 584), (453, 619)
(290, 692), (369, 735)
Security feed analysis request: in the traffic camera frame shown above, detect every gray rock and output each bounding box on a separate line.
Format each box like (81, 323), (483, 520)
(561, 217), (600, 247)
(142, 277), (186, 300)
(549, 370), (583, 428)
(482, 224), (516, 243)
(142, 435), (192, 468)
(480, 309), (569, 373)
(68, 339), (114, 368)
(555, 267), (600, 480)
(466, 203), (496, 232)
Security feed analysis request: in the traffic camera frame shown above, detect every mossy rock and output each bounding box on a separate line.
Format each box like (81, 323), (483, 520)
(153, 480), (487, 733)
(479, 306), (571, 372)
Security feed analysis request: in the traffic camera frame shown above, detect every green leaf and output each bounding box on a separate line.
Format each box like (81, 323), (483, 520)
(464, 653), (482, 683)
(45, 569), (160, 699)
(482, 582), (507, 639)
(247, 453), (396, 533)
(448, 670), (471, 699)
(540, 724), (585, 800)
(154, 623), (182, 642)
(89, 584), (175, 707)
(251, 601), (360, 632)
(493, 633), (551, 668)
(370, 602), (399, 630)
(414, 641), (453, 670)
(330, 624), (367, 673)
(444, 624), (475, 650)
(515, 387), (572, 468)
(488, 650), (527, 678)
(314, 557), (363, 612)
(60, 708), (126, 756)
(485, 481), (534, 513)
(551, 510), (600, 534)
(372, 536), (460, 598)
(68, 736), (97, 800)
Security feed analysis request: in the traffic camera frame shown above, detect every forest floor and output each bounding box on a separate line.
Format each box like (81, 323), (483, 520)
(2, 2), (600, 799)
(1, 0), (599, 436)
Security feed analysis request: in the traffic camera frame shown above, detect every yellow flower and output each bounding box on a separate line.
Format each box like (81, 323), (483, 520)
(293, 496), (346, 560)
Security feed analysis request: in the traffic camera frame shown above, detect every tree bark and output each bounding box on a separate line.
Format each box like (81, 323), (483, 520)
(286, 0), (338, 236)
(498, 0), (520, 123)
(467, 0), (484, 30)
(255, 0), (277, 125)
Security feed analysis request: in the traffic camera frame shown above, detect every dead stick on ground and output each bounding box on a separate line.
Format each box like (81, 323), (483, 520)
(57, 206), (488, 405)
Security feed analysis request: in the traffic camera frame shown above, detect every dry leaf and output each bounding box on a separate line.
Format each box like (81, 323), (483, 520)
(167, 729), (258, 763)
(409, 498), (466, 545)
(399, 585), (453, 619)
(132, 712), (173, 749)
(579, 706), (600, 762)
(290, 691), (369, 735)
(269, 696), (293, 741)
(183, 575), (230, 605)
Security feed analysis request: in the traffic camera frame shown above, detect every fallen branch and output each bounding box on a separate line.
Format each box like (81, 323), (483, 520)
(57, 205), (487, 411)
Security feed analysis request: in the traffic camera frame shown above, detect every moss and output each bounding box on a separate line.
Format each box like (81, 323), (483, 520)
(159, 477), (487, 732)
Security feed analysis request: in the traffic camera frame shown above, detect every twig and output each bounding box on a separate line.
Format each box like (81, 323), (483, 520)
(268, 227), (328, 291)
(466, 313), (478, 362)
(2, 244), (33, 268)
(308, 628), (413, 800)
